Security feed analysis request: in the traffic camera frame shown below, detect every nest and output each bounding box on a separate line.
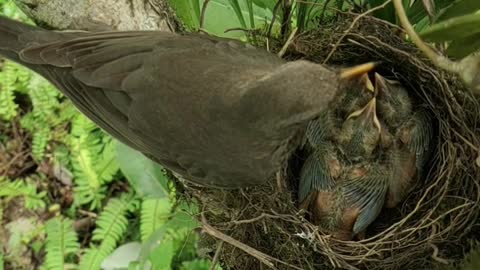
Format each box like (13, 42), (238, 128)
(179, 15), (480, 270)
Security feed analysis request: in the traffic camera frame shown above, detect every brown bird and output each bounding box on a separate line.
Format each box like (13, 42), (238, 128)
(0, 15), (350, 188)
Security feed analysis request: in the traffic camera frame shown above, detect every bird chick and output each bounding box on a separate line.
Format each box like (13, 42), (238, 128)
(375, 73), (413, 130)
(300, 160), (389, 240)
(337, 96), (382, 161)
(303, 64), (377, 149)
(385, 109), (434, 208)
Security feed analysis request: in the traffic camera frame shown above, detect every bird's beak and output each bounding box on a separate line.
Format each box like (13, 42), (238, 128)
(340, 62), (378, 80)
(374, 73), (387, 95)
(347, 98), (382, 133)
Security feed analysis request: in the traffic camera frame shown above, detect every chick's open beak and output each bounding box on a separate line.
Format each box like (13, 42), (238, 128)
(374, 72), (387, 95)
(347, 97), (382, 133)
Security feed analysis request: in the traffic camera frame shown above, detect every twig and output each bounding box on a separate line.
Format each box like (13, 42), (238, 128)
(277, 27), (298, 58)
(201, 214), (303, 270)
(202, 214), (277, 269)
(323, 0), (393, 64)
(210, 241), (224, 270)
(392, 0), (458, 73)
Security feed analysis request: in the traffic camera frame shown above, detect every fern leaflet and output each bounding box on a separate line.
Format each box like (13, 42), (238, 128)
(43, 216), (80, 270)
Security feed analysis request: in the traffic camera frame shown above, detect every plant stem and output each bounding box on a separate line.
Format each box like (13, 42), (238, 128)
(392, 0), (460, 73)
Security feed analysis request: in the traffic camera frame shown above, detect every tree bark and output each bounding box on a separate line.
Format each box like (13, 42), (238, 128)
(14, 0), (181, 32)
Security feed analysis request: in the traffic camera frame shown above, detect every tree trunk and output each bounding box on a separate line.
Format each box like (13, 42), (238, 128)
(14, 0), (181, 32)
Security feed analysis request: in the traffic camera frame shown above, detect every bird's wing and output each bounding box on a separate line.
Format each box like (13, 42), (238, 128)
(408, 109), (434, 170)
(1, 16), (340, 188)
(298, 146), (337, 203)
(341, 167), (388, 234)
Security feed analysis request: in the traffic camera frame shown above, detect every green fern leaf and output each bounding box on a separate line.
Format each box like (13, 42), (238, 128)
(31, 127), (51, 161)
(95, 137), (119, 184)
(79, 195), (136, 270)
(43, 216), (80, 270)
(70, 115), (119, 209)
(140, 198), (171, 241)
(28, 75), (60, 122)
(0, 176), (46, 210)
(0, 61), (24, 121)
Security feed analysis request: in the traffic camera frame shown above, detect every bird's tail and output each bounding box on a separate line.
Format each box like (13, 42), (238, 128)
(0, 16), (44, 62)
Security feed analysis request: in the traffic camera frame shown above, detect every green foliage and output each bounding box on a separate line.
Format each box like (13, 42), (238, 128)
(79, 195), (137, 270)
(180, 259), (222, 270)
(70, 115), (119, 209)
(42, 217), (80, 270)
(0, 177), (46, 210)
(169, 0), (279, 39)
(421, 12), (480, 41)
(116, 142), (169, 199)
(0, 61), (31, 121)
(420, 0), (480, 57)
(140, 198), (171, 241)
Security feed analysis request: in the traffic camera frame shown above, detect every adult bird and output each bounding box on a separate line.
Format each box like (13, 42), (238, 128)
(0, 15), (372, 189)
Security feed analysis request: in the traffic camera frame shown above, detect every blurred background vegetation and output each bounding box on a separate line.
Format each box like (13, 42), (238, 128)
(0, 0), (479, 269)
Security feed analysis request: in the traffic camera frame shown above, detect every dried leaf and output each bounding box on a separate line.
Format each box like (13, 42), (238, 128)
(422, 0), (435, 18)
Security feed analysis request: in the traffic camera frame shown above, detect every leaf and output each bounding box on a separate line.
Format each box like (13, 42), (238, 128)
(168, 0), (201, 30)
(437, 0), (480, 22)
(422, 0), (435, 18)
(407, 0), (452, 25)
(368, 0), (396, 23)
(252, 0), (276, 11)
(140, 198), (172, 241)
(101, 242), (151, 270)
(198, 0), (278, 39)
(246, 0), (255, 28)
(149, 238), (175, 270)
(447, 33), (480, 58)
(420, 12), (480, 42)
(43, 217), (80, 270)
(116, 141), (169, 199)
(138, 207), (198, 269)
(180, 259), (221, 270)
(228, 0), (248, 29)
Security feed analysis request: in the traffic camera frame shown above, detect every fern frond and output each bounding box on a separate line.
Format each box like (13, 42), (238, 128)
(43, 216), (80, 270)
(31, 127), (51, 161)
(0, 61), (32, 120)
(28, 75), (60, 123)
(0, 176), (46, 210)
(140, 198), (171, 241)
(95, 137), (119, 184)
(70, 115), (119, 209)
(79, 195), (135, 270)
